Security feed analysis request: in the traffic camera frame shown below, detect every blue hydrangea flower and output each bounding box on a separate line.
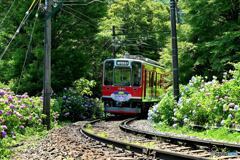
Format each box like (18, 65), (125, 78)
(1, 130), (7, 138)
(9, 104), (15, 109)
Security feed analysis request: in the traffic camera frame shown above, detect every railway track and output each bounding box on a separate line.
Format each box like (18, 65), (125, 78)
(14, 121), (146, 160)
(81, 118), (240, 160)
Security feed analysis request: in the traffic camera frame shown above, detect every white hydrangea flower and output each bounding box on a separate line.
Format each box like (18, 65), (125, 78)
(234, 105), (239, 111)
(172, 117), (177, 122)
(173, 108), (177, 113)
(172, 124), (178, 128)
(183, 118), (189, 123)
(192, 110), (196, 115)
(220, 120), (225, 126)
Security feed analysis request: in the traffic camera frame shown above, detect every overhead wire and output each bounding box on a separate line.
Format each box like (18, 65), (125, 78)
(61, 8), (97, 28)
(16, 0), (41, 93)
(0, 0), (17, 29)
(64, 5), (97, 24)
(0, 0), (39, 60)
(62, 0), (105, 6)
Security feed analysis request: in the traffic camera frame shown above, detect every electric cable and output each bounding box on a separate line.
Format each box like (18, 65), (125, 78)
(61, 8), (97, 28)
(64, 5), (97, 24)
(0, 0), (17, 29)
(16, 0), (41, 93)
(0, 0), (39, 60)
(62, 0), (105, 6)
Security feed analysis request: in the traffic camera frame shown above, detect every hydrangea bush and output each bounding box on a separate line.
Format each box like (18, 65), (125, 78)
(149, 63), (240, 129)
(57, 88), (103, 121)
(0, 88), (58, 140)
(55, 78), (104, 121)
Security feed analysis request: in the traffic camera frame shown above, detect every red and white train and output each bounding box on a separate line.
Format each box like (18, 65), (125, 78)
(102, 55), (165, 115)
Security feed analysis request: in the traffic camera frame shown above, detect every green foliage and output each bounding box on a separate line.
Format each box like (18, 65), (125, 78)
(149, 63), (240, 128)
(0, 0), (108, 95)
(180, 0), (239, 81)
(0, 0), (239, 96)
(98, 0), (170, 60)
(160, 0), (240, 84)
(73, 78), (96, 96)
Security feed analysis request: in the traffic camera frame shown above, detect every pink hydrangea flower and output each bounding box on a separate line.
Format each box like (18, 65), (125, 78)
(2, 125), (7, 130)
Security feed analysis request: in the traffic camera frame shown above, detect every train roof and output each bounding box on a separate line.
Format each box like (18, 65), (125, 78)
(104, 55), (162, 68)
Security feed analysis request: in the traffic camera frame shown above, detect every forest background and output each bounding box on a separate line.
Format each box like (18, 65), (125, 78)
(0, 0), (239, 96)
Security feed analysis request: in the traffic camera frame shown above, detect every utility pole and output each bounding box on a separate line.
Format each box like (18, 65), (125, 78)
(112, 25), (116, 58)
(170, 0), (180, 101)
(43, 0), (52, 130)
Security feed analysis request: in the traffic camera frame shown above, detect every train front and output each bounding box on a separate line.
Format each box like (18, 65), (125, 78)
(102, 59), (143, 115)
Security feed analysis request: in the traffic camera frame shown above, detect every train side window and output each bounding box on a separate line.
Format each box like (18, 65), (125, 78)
(104, 61), (114, 85)
(149, 71), (154, 87)
(146, 70), (149, 87)
(158, 73), (162, 87)
(148, 71), (151, 87)
(155, 73), (158, 88)
(131, 62), (141, 86)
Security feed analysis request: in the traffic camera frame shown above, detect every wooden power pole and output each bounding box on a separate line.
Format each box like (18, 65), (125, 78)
(112, 25), (116, 58)
(170, 0), (180, 101)
(43, 0), (52, 130)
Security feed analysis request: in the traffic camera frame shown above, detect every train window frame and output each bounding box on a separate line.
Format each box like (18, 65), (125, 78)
(131, 61), (142, 87)
(104, 60), (114, 85)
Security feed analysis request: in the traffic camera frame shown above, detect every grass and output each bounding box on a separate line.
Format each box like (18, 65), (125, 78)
(1, 123), (64, 160)
(132, 141), (156, 149)
(84, 123), (94, 134)
(85, 123), (109, 138)
(97, 131), (109, 138)
(154, 123), (240, 143)
(1, 127), (48, 160)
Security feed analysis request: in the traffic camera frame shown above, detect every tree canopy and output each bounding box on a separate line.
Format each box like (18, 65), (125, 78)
(0, 0), (239, 94)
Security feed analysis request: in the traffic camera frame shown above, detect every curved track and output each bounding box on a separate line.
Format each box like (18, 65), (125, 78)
(120, 118), (240, 151)
(80, 118), (240, 159)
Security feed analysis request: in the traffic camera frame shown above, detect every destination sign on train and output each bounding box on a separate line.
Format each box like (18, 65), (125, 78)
(116, 61), (129, 66)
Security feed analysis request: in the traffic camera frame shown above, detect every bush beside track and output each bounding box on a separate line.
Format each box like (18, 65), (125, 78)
(149, 63), (240, 129)
(0, 87), (59, 159)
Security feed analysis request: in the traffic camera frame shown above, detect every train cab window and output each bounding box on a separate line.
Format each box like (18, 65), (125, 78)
(131, 62), (141, 86)
(114, 67), (131, 86)
(104, 61), (114, 85)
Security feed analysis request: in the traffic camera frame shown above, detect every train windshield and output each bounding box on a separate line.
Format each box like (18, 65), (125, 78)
(114, 67), (131, 86)
(104, 60), (141, 86)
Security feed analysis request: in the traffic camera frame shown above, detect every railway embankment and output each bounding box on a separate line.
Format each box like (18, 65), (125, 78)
(10, 118), (240, 160)
(11, 121), (143, 160)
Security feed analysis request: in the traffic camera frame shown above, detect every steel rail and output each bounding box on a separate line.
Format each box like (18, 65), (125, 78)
(81, 119), (209, 160)
(120, 118), (240, 151)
